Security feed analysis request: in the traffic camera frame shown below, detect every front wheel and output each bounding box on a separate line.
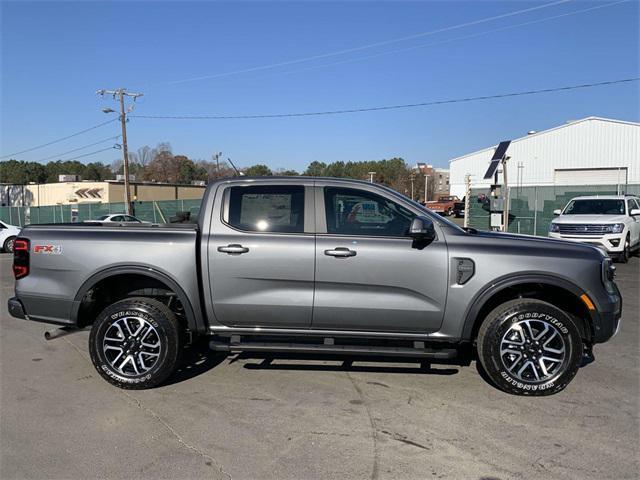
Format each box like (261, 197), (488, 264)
(616, 235), (630, 263)
(89, 297), (181, 389)
(3, 236), (16, 253)
(477, 299), (583, 396)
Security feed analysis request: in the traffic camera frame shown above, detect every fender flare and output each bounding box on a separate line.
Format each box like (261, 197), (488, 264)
(71, 265), (205, 333)
(460, 272), (596, 341)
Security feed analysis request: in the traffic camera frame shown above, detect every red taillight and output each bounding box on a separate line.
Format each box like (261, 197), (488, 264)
(13, 238), (30, 280)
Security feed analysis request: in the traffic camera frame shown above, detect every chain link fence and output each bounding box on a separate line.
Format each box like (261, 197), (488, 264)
(468, 183), (640, 236)
(3, 185), (639, 234)
(0, 199), (202, 226)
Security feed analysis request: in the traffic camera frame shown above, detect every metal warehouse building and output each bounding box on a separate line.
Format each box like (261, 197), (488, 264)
(449, 117), (640, 198)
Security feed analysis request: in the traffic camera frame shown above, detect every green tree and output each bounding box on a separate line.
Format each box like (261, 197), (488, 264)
(84, 162), (114, 181)
(275, 169), (299, 176)
(44, 160), (86, 182)
(303, 161), (327, 176)
(0, 160), (47, 184)
(244, 164), (273, 176)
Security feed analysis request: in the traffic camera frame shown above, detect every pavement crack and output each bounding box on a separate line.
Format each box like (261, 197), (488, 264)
(346, 372), (380, 480)
(121, 391), (232, 480)
(379, 430), (430, 451)
(62, 337), (232, 480)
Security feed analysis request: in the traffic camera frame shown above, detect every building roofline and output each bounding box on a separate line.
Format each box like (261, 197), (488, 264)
(448, 116), (640, 164)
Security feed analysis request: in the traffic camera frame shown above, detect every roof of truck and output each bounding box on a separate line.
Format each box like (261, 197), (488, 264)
(569, 195), (639, 200)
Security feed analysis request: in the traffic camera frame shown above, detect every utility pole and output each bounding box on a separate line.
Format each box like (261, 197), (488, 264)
(502, 156), (511, 232)
(464, 174), (471, 228)
(410, 173), (415, 200)
(97, 88), (143, 215)
(212, 152), (222, 179)
(424, 174), (430, 202)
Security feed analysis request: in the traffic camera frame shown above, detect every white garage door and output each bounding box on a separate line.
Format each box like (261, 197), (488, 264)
(554, 167), (628, 186)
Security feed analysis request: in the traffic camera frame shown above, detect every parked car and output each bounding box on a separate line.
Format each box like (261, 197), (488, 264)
(0, 220), (21, 253)
(425, 195), (459, 216)
(9, 177), (622, 396)
(453, 197), (465, 218)
(549, 195), (640, 263)
(87, 214), (146, 224)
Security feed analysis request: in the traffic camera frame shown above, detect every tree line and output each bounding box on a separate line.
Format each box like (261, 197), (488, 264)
(1, 143), (432, 199)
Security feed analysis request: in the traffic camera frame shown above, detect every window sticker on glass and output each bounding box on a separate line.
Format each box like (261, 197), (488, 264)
(240, 194), (292, 228)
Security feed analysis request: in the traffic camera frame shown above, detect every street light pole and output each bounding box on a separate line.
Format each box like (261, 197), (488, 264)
(424, 174), (430, 202)
(97, 88), (143, 215)
(410, 174), (415, 200)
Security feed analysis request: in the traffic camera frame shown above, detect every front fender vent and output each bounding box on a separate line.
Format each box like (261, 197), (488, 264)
(455, 258), (475, 285)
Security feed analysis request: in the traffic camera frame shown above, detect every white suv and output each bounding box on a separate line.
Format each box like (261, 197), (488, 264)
(0, 220), (21, 253)
(549, 195), (640, 263)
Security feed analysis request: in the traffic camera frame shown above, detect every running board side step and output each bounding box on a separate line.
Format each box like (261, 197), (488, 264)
(209, 340), (457, 359)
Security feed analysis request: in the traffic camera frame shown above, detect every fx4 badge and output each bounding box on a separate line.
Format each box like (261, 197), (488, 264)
(33, 244), (62, 255)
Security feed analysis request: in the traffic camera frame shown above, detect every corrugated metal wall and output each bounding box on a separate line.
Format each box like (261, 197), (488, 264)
(449, 118), (640, 198)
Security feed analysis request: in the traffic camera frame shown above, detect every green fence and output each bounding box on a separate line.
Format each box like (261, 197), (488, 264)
(0, 199), (202, 226)
(468, 183), (640, 236)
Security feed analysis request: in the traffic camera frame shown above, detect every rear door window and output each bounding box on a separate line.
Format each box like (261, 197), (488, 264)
(227, 185), (305, 233)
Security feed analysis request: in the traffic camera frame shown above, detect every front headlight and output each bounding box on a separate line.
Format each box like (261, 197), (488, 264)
(549, 223), (560, 232)
(609, 223), (625, 234)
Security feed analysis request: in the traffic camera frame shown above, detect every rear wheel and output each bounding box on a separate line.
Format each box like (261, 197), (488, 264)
(89, 297), (181, 389)
(477, 299), (583, 396)
(3, 236), (16, 253)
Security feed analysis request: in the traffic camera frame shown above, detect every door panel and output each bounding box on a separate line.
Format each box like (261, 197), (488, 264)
(208, 183), (315, 328)
(314, 236), (448, 332)
(630, 199), (640, 246)
(313, 185), (448, 333)
(210, 233), (315, 328)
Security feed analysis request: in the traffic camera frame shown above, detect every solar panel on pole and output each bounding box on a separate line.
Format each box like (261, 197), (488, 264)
(483, 140), (511, 179)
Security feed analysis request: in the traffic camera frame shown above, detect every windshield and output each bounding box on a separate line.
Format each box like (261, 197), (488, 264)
(563, 199), (625, 215)
(97, 215), (110, 220)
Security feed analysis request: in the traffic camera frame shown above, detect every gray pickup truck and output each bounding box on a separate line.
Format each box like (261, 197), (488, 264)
(8, 177), (622, 395)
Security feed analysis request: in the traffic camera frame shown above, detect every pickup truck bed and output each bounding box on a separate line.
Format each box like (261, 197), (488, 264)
(13, 223), (202, 330)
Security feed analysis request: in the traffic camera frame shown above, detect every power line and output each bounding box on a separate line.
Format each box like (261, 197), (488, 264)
(270, 0), (630, 79)
(147, 0), (572, 88)
(57, 146), (120, 163)
(0, 118), (118, 160)
(29, 135), (122, 162)
(131, 78), (639, 120)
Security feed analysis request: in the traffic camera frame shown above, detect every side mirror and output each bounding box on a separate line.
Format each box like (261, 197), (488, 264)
(409, 216), (436, 242)
(553, 209), (562, 216)
(630, 208), (640, 217)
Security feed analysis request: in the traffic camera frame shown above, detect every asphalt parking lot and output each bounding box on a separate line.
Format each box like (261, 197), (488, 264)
(1, 253), (638, 480)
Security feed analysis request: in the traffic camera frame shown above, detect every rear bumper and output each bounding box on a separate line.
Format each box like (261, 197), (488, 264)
(8, 295), (75, 326)
(8, 297), (26, 319)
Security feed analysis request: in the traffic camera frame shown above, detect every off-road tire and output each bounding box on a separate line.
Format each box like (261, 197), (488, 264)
(3, 236), (16, 253)
(477, 299), (583, 396)
(89, 297), (181, 390)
